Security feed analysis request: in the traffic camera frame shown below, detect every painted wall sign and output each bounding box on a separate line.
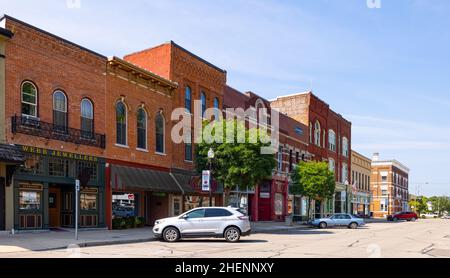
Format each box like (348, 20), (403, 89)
(19, 145), (99, 162)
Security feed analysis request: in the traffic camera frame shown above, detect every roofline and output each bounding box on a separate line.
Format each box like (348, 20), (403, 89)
(108, 56), (178, 89)
(170, 41), (227, 74)
(269, 91), (312, 101)
(351, 150), (371, 162)
(372, 160), (410, 173)
(0, 26), (13, 39)
(1, 14), (106, 59)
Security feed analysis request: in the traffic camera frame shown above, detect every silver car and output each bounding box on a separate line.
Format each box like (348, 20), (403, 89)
(153, 207), (252, 243)
(311, 214), (365, 229)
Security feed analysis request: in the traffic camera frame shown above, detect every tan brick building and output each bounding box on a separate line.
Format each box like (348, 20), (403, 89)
(350, 151), (371, 217)
(271, 92), (352, 218)
(371, 153), (410, 218)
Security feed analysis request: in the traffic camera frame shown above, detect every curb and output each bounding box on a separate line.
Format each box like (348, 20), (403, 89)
(30, 237), (158, 252)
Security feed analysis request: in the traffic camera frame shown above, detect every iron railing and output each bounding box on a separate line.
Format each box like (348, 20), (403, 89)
(12, 115), (105, 149)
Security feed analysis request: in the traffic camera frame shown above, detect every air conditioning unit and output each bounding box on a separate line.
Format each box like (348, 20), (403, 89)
(21, 115), (41, 127)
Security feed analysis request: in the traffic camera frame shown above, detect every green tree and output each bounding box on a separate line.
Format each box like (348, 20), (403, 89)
(291, 161), (336, 220)
(195, 119), (277, 205)
(409, 196), (428, 215)
(429, 196), (450, 216)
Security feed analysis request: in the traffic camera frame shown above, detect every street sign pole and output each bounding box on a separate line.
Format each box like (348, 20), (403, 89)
(75, 179), (80, 240)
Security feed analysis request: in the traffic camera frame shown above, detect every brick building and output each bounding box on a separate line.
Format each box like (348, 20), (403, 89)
(350, 151), (372, 217)
(370, 153), (410, 218)
(223, 86), (310, 222)
(1, 15), (107, 230)
(123, 41), (226, 211)
(271, 91), (352, 218)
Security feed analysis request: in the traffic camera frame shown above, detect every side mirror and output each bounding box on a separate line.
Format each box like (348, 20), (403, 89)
(182, 215), (189, 220)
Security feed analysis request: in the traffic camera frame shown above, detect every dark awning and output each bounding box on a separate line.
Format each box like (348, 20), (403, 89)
(170, 169), (223, 195)
(110, 165), (183, 194)
(0, 144), (25, 163)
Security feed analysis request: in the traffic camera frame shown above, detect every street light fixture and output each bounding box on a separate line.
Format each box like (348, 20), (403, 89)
(207, 148), (215, 207)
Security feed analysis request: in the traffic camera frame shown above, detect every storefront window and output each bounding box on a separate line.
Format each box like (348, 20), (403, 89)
(80, 193), (97, 210)
(20, 154), (45, 175)
(184, 196), (215, 211)
(19, 190), (41, 210)
(77, 161), (98, 180)
(112, 192), (137, 218)
(275, 193), (283, 216)
(48, 157), (71, 177)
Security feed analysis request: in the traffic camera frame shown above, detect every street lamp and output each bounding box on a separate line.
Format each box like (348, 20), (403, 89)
(207, 148), (215, 207)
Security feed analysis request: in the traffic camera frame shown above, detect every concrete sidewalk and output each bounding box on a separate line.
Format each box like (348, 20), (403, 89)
(0, 222), (309, 253)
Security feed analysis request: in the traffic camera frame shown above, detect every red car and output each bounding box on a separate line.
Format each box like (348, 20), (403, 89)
(387, 212), (418, 222)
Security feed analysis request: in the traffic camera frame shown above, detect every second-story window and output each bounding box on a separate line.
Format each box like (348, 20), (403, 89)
(116, 101), (127, 146)
(329, 158), (335, 173)
(155, 113), (165, 154)
(185, 86), (192, 113)
(21, 81), (38, 118)
(185, 129), (192, 161)
(53, 90), (68, 133)
(328, 129), (336, 152)
(278, 146), (283, 172)
(213, 97), (220, 120)
(137, 108), (147, 150)
(342, 163), (348, 184)
(342, 137), (349, 157)
(289, 150), (293, 172)
(201, 92), (207, 117)
(81, 98), (94, 138)
(314, 121), (321, 147)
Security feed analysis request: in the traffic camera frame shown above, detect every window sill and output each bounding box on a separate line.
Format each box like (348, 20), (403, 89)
(184, 160), (193, 163)
(115, 144), (129, 149)
(136, 148), (149, 153)
(155, 152), (167, 156)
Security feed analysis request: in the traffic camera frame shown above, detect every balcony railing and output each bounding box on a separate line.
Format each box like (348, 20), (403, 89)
(12, 115), (105, 149)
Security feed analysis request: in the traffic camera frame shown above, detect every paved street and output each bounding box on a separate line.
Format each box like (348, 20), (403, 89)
(1, 219), (449, 258)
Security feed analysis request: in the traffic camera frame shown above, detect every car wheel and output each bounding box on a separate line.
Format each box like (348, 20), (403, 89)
(349, 222), (358, 229)
(319, 222), (327, 229)
(393, 217), (398, 222)
(224, 227), (241, 243)
(162, 227), (180, 242)
(411, 218), (416, 222)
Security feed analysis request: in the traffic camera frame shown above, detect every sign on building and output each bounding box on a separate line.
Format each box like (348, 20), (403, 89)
(202, 170), (211, 192)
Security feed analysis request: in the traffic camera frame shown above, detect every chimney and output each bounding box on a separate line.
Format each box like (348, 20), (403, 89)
(372, 153), (380, 161)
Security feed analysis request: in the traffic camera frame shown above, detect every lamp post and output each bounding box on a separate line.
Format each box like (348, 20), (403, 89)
(207, 148), (215, 207)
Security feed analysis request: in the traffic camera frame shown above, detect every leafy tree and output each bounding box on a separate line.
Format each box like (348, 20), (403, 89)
(428, 196), (450, 216)
(291, 161), (336, 220)
(195, 119), (277, 205)
(409, 196), (428, 215)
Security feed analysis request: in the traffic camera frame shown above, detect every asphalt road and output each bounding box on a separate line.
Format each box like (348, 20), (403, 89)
(2, 219), (450, 258)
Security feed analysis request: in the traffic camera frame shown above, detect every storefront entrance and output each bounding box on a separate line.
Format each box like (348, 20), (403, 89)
(48, 187), (61, 228)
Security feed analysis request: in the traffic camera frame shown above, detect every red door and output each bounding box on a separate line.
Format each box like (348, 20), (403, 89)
(258, 196), (271, 221)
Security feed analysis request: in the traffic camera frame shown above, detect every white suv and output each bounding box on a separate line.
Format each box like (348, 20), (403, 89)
(153, 207), (252, 243)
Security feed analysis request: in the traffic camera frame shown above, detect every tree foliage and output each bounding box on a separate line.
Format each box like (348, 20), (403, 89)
(290, 161), (336, 219)
(409, 196), (428, 215)
(195, 119), (276, 193)
(428, 196), (450, 216)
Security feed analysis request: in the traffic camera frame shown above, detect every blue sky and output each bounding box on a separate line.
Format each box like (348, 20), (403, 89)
(1, 0), (449, 196)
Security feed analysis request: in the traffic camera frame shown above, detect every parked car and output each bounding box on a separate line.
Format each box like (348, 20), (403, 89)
(420, 213), (438, 219)
(311, 214), (365, 229)
(113, 206), (135, 218)
(441, 214), (450, 219)
(387, 212), (418, 221)
(153, 207), (252, 243)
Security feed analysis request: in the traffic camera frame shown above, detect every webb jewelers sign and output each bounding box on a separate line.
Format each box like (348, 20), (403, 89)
(19, 145), (99, 162)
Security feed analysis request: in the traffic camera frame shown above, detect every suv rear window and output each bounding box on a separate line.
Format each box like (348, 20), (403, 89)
(205, 208), (233, 217)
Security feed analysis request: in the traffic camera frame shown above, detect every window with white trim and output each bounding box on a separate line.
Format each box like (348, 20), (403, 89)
(21, 81), (38, 117)
(328, 129), (336, 152)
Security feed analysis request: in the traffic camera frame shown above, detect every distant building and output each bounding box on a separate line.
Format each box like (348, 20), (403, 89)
(371, 153), (410, 218)
(350, 151), (372, 217)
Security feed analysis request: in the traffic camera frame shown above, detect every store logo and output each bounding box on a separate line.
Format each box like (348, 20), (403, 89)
(367, 0), (381, 9)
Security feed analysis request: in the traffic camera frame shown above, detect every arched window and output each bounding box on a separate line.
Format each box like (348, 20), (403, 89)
(116, 101), (127, 145)
(314, 121), (321, 147)
(21, 81), (38, 117)
(81, 98), (94, 138)
(342, 163), (348, 184)
(53, 90), (68, 133)
(329, 158), (335, 173)
(201, 91), (206, 117)
(155, 113), (165, 153)
(328, 130), (336, 152)
(137, 108), (147, 150)
(185, 86), (192, 113)
(342, 137), (349, 157)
